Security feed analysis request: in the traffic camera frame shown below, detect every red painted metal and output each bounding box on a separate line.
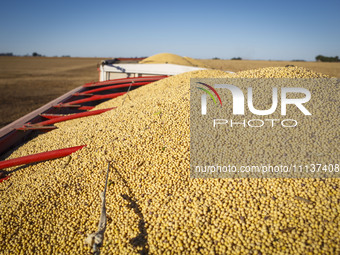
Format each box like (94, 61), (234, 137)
(16, 126), (57, 131)
(78, 106), (95, 110)
(78, 81), (150, 95)
(53, 104), (82, 108)
(0, 145), (86, 170)
(29, 108), (115, 126)
(0, 176), (10, 183)
(61, 92), (126, 106)
(83, 76), (167, 88)
(40, 114), (65, 119)
(52, 105), (95, 110)
(72, 93), (94, 96)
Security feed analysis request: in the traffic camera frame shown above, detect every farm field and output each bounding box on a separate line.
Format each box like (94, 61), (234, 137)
(201, 59), (340, 78)
(0, 56), (339, 129)
(0, 56), (103, 128)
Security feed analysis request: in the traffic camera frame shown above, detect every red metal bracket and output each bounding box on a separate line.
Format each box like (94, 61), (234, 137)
(28, 108), (115, 126)
(72, 93), (94, 96)
(60, 93), (125, 106)
(53, 104), (82, 108)
(78, 81), (150, 95)
(0, 175), (10, 183)
(40, 114), (66, 119)
(16, 126), (57, 131)
(83, 75), (167, 88)
(78, 106), (95, 110)
(0, 145), (86, 170)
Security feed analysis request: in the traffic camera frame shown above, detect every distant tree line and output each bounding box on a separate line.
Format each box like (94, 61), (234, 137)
(0, 52), (13, 56)
(32, 52), (42, 57)
(211, 57), (243, 60)
(0, 52), (74, 57)
(315, 55), (339, 62)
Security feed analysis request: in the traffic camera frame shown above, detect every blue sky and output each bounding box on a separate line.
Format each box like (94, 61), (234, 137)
(0, 0), (339, 60)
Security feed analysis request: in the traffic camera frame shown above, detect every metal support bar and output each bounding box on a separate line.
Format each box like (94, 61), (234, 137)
(53, 104), (82, 108)
(78, 106), (95, 110)
(16, 126), (57, 131)
(73, 93), (94, 96)
(0, 145), (86, 170)
(61, 93), (126, 106)
(83, 76), (167, 88)
(79, 81), (149, 95)
(29, 108), (115, 126)
(40, 114), (66, 119)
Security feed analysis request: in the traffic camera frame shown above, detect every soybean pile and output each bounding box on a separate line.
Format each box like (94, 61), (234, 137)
(139, 53), (209, 68)
(1, 67), (339, 254)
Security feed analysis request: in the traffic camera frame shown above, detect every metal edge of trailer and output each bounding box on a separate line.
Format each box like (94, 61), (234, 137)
(0, 85), (84, 139)
(99, 63), (207, 81)
(0, 75), (167, 157)
(0, 86), (85, 156)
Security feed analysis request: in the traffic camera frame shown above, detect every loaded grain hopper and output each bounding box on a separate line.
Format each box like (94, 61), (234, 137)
(1, 54), (339, 254)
